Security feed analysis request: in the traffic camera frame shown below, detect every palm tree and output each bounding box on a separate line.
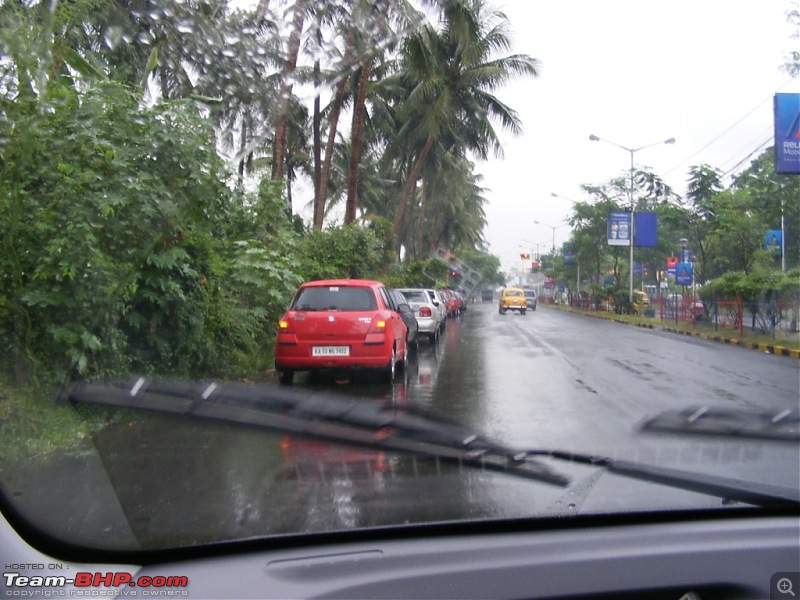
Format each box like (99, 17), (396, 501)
(271, 0), (308, 181)
(422, 154), (488, 255)
(390, 0), (540, 238)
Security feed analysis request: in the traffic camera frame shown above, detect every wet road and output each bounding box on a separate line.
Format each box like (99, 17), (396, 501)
(4, 304), (799, 551)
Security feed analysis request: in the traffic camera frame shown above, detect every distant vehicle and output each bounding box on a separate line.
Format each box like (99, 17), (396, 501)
(523, 289), (537, 311)
(274, 279), (409, 384)
(498, 287), (527, 315)
(453, 291), (467, 313)
(424, 289), (448, 329)
(481, 289), (494, 302)
(440, 289), (461, 317)
(397, 288), (444, 343)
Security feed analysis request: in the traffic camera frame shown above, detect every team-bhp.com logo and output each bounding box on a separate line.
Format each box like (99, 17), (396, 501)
(3, 570), (188, 597)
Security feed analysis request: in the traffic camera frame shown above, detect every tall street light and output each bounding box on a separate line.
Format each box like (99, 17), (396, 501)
(589, 134), (675, 305)
(551, 193), (582, 294)
(534, 220), (560, 253)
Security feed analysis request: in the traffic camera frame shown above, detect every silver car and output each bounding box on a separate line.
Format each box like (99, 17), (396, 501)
(398, 288), (445, 342)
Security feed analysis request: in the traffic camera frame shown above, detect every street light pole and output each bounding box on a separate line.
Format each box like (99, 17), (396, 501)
(589, 134), (675, 306)
(551, 193), (582, 295)
(534, 220), (557, 253)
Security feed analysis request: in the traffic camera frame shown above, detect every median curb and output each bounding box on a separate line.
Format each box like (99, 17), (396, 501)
(660, 326), (800, 358)
(544, 305), (800, 359)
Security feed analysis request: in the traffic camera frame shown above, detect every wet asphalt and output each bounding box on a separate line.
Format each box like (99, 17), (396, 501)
(3, 303), (798, 551)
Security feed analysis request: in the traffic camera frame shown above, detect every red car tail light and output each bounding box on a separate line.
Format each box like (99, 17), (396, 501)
(364, 316), (390, 345)
(277, 317), (295, 333)
(419, 307), (432, 317)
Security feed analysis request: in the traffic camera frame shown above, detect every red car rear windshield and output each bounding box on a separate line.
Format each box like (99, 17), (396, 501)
(291, 286), (378, 312)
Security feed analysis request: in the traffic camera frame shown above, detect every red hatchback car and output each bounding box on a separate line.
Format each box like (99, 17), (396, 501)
(274, 279), (408, 384)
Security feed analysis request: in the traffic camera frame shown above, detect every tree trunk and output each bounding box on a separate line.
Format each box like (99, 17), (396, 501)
(417, 175), (428, 261)
(343, 1), (390, 225)
(271, 0), (306, 182)
(237, 118), (248, 185)
(344, 60), (372, 224)
(393, 136), (435, 235)
(255, 0), (269, 21)
(314, 23), (356, 230)
(313, 59), (321, 205)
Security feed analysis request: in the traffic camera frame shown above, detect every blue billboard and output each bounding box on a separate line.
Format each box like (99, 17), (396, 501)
(607, 212), (630, 246)
(562, 242), (577, 265)
(774, 93), (800, 174)
(633, 212), (657, 248)
(676, 263), (693, 286)
(764, 230), (782, 257)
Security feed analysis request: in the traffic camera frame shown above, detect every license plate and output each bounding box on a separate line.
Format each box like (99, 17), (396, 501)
(312, 346), (349, 357)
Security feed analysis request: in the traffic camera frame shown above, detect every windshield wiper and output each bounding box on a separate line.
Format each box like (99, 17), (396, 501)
(63, 378), (800, 508)
(63, 377), (570, 487)
(640, 406), (799, 442)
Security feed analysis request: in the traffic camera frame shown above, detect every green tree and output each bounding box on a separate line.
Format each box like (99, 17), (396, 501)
(685, 164), (723, 284)
(390, 0), (540, 239)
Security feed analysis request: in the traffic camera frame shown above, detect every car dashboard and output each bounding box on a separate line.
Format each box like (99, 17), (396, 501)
(2, 505), (798, 599)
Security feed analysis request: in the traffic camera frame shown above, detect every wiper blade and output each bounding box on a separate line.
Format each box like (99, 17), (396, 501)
(64, 379), (800, 508)
(640, 406), (800, 442)
(63, 378), (570, 487)
(522, 450), (800, 509)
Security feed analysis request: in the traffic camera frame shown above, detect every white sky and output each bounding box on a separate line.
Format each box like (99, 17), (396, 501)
(480, 0), (799, 270)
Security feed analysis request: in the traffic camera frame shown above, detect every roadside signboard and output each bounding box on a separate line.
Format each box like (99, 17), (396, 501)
(666, 256), (678, 279)
(607, 212), (630, 246)
(633, 212), (657, 248)
(764, 230), (782, 257)
(562, 242), (576, 265)
(676, 263), (692, 286)
(774, 93), (800, 174)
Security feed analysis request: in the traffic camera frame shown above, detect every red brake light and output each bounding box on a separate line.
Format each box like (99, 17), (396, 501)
(419, 307), (432, 317)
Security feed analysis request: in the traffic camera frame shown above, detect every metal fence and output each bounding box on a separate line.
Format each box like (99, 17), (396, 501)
(567, 291), (799, 339)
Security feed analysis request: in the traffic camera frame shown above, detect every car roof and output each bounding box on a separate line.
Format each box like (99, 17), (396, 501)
(298, 279), (383, 289)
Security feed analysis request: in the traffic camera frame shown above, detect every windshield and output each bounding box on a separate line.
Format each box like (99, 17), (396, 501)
(0, 0), (798, 562)
(400, 290), (429, 303)
(291, 286), (378, 311)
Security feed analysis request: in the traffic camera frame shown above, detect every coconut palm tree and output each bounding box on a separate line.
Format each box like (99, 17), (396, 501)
(390, 0), (540, 239)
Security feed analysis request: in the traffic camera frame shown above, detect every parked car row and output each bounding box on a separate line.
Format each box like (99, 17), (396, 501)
(439, 288), (467, 317)
(274, 280), (463, 385)
(395, 288), (447, 342)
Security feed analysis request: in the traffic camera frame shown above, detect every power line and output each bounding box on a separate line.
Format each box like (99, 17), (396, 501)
(718, 126), (773, 172)
(721, 135), (774, 183)
(662, 78), (794, 178)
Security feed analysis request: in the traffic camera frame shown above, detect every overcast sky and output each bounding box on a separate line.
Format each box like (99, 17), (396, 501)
(477, 0), (799, 270)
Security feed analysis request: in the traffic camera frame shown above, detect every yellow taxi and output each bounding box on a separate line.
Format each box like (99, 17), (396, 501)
(498, 287), (528, 315)
(632, 290), (651, 315)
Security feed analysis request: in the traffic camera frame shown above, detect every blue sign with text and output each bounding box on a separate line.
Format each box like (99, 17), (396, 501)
(676, 263), (692, 286)
(774, 93), (800, 174)
(607, 212), (630, 246)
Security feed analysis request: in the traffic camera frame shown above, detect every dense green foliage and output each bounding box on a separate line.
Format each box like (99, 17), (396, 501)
(0, 0), (511, 388)
(0, 81), (303, 384)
